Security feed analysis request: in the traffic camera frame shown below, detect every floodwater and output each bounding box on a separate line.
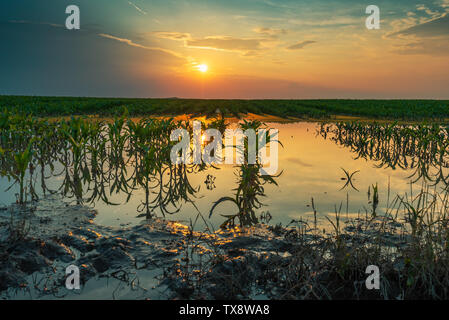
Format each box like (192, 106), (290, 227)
(0, 121), (442, 230)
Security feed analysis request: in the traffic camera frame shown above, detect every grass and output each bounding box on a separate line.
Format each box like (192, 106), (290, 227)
(2, 95), (449, 121)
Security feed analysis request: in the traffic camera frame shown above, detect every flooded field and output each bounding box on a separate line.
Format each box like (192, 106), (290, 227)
(0, 119), (445, 230)
(2, 113), (449, 300)
(86, 121), (449, 231)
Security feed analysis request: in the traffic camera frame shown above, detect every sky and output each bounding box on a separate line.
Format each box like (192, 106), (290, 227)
(1, 0), (449, 99)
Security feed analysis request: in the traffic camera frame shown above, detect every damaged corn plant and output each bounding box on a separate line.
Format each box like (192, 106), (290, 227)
(0, 110), (281, 229)
(209, 120), (282, 228)
(0, 110), (218, 220)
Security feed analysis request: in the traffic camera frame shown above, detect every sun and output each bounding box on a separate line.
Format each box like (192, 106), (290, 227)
(197, 64), (208, 73)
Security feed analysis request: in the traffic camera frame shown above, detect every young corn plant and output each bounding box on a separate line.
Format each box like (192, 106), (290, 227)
(6, 140), (35, 205)
(209, 120), (282, 228)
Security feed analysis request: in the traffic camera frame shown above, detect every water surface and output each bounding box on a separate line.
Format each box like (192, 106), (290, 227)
(0, 121), (442, 230)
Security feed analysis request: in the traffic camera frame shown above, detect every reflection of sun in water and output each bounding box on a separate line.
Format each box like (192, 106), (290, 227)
(197, 64), (208, 73)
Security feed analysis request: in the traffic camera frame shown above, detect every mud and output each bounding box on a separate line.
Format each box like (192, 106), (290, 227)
(0, 196), (406, 300)
(0, 196), (299, 299)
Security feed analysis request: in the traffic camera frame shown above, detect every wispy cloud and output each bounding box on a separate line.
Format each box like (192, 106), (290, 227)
(153, 30), (280, 55)
(392, 38), (449, 56)
(387, 12), (449, 56)
(98, 33), (185, 60)
(391, 14), (449, 38)
(153, 32), (192, 41)
(185, 36), (266, 54)
(127, 1), (147, 15)
(416, 4), (441, 19)
(441, 0), (449, 10)
(8, 20), (64, 28)
(99, 33), (150, 49)
(288, 17), (361, 27)
(253, 27), (287, 38)
(286, 40), (316, 50)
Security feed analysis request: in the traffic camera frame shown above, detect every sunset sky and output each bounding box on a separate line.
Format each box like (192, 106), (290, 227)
(1, 0), (449, 98)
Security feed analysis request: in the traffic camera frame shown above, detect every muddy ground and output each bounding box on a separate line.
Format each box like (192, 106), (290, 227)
(0, 196), (309, 300)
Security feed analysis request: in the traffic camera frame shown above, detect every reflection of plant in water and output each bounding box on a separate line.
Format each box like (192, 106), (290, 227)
(368, 183), (379, 217)
(0, 112), (202, 218)
(59, 117), (97, 204)
(127, 118), (197, 218)
(320, 122), (449, 188)
(204, 174), (216, 190)
(339, 168), (360, 192)
(33, 119), (63, 197)
(8, 141), (34, 204)
(0, 112), (281, 226)
(0, 112), (39, 205)
(209, 120), (282, 228)
(84, 120), (111, 204)
(259, 211), (272, 224)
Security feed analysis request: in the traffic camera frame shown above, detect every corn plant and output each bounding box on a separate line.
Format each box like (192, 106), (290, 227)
(209, 120), (282, 228)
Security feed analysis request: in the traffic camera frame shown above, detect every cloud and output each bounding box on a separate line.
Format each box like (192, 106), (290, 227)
(7, 19), (102, 36)
(392, 39), (449, 56)
(253, 27), (287, 37)
(286, 40), (316, 50)
(127, 1), (147, 15)
(416, 4), (441, 19)
(391, 14), (449, 38)
(152, 28), (286, 54)
(388, 13), (449, 55)
(186, 36), (266, 53)
(288, 17), (361, 27)
(98, 33), (185, 61)
(286, 157), (313, 167)
(8, 20), (64, 29)
(153, 32), (192, 41)
(99, 33), (153, 49)
(151, 31), (279, 55)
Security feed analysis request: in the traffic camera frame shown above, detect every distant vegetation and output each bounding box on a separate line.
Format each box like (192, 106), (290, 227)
(1, 95), (449, 121)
